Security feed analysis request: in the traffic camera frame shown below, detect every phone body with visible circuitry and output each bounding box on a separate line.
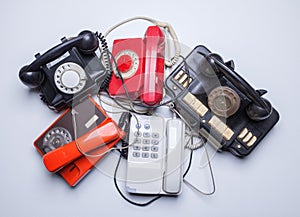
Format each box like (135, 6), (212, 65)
(165, 45), (279, 157)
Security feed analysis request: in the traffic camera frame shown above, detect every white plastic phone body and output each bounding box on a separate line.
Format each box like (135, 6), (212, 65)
(126, 115), (185, 195)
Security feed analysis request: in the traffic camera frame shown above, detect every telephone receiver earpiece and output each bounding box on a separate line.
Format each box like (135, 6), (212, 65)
(19, 65), (44, 88)
(19, 30), (99, 88)
(199, 51), (273, 121)
(206, 53), (224, 73)
(246, 96), (273, 121)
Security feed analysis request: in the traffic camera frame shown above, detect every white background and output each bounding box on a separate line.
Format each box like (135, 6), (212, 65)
(1, 0), (299, 216)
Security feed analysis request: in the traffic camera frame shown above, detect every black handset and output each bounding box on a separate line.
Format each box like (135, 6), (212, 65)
(19, 31), (98, 88)
(19, 30), (107, 112)
(200, 51), (273, 121)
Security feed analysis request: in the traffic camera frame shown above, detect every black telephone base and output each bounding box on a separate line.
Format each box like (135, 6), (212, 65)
(165, 45), (279, 157)
(39, 46), (105, 112)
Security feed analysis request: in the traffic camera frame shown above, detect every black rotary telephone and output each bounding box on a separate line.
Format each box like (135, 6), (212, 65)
(165, 45), (280, 157)
(19, 30), (109, 112)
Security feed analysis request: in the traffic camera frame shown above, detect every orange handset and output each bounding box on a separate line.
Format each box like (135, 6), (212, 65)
(59, 137), (122, 186)
(43, 121), (122, 172)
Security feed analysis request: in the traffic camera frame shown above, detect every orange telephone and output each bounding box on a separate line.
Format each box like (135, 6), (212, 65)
(42, 121), (122, 172)
(108, 26), (165, 106)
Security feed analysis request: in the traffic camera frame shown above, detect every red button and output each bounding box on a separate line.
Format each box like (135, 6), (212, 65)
(117, 55), (132, 73)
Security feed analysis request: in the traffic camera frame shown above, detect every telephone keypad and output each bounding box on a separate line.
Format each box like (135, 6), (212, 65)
(132, 130), (162, 159)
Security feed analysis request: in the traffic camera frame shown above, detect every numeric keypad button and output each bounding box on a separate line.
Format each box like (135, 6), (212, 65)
(151, 153), (158, 159)
(142, 146), (150, 151)
(152, 133), (159, 138)
(143, 132), (151, 137)
(134, 131), (142, 137)
(133, 145), (141, 150)
(151, 146), (158, 152)
(142, 153), (149, 158)
(133, 152), (140, 158)
(151, 140), (159, 145)
(143, 139), (150, 144)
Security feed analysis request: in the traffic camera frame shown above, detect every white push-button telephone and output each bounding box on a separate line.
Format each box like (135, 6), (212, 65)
(126, 114), (185, 195)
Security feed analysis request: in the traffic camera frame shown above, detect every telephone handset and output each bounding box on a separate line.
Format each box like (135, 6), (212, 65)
(126, 115), (185, 195)
(42, 121), (122, 172)
(108, 26), (165, 106)
(199, 51), (273, 121)
(19, 30), (108, 112)
(141, 26), (165, 106)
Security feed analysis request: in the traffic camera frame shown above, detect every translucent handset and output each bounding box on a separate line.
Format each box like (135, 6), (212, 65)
(163, 118), (185, 194)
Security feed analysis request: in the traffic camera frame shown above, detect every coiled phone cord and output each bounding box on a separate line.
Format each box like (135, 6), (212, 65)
(96, 32), (112, 90)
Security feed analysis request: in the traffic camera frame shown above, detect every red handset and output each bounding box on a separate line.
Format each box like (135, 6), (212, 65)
(141, 26), (165, 105)
(108, 26), (165, 105)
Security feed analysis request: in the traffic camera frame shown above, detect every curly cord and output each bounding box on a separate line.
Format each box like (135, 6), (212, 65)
(96, 32), (112, 90)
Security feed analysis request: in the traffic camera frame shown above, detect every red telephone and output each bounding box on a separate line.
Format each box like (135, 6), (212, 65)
(108, 26), (165, 106)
